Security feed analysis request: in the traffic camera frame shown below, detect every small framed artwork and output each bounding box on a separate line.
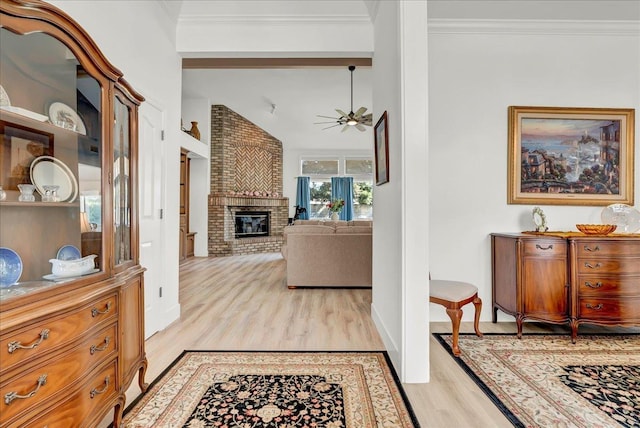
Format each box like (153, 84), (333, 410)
(0, 120), (54, 190)
(508, 106), (635, 206)
(374, 111), (389, 186)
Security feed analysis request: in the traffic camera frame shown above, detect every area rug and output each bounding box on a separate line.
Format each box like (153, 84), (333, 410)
(122, 351), (419, 427)
(434, 333), (640, 428)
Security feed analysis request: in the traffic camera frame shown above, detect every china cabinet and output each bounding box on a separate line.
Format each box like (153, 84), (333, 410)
(491, 232), (640, 342)
(0, 1), (147, 427)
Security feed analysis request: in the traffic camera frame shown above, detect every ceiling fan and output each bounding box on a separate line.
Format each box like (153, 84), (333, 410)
(315, 65), (372, 132)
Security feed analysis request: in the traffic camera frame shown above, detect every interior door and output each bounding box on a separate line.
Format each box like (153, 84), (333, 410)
(138, 101), (165, 338)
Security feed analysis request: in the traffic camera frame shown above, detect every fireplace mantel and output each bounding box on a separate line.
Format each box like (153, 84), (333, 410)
(209, 194), (289, 208)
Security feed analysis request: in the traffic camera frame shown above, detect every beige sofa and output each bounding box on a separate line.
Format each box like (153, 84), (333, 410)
(281, 220), (372, 288)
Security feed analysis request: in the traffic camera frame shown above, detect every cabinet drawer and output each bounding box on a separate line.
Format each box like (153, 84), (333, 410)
(577, 258), (640, 275)
(0, 323), (117, 425)
(523, 240), (566, 256)
(578, 298), (640, 321)
(577, 275), (640, 297)
(21, 360), (118, 428)
(0, 293), (117, 376)
(576, 241), (640, 257)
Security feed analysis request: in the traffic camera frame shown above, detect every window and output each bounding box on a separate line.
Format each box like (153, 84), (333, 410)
(300, 156), (373, 219)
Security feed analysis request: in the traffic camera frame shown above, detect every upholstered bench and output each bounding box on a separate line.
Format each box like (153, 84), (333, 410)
(430, 279), (483, 356)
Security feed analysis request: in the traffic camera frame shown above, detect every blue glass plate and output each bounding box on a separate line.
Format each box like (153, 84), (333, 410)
(56, 245), (81, 261)
(0, 247), (23, 287)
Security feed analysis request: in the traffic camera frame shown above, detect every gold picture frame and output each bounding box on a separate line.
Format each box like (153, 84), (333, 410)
(508, 106), (635, 206)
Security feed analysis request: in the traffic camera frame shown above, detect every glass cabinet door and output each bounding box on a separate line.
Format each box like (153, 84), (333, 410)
(0, 27), (104, 286)
(113, 94), (131, 266)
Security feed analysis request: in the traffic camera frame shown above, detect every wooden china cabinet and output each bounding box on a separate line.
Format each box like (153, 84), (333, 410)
(491, 232), (640, 342)
(0, 1), (147, 427)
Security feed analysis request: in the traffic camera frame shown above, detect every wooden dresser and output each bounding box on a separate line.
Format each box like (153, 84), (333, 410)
(491, 232), (640, 341)
(0, 1), (147, 426)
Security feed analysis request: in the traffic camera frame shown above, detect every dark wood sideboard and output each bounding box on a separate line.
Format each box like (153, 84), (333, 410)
(491, 232), (640, 342)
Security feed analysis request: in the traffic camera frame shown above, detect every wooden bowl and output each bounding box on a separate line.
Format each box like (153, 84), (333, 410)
(576, 224), (617, 235)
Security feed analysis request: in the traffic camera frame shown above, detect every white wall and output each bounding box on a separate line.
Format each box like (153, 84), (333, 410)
(428, 20), (640, 322)
(370, 1), (430, 383)
(50, 0), (184, 332)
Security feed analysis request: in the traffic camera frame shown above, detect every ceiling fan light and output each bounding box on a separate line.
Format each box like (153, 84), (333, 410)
(347, 119), (358, 126)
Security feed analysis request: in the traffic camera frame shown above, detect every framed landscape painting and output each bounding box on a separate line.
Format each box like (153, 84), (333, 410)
(508, 106), (635, 206)
(374, 111), (389, 186)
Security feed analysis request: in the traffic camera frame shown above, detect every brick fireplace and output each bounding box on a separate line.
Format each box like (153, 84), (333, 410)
(209, 105), (289, 256)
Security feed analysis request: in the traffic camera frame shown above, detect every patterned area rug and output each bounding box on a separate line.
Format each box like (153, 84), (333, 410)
(122, 351), (419, 427)
(434, 333), (640, 428)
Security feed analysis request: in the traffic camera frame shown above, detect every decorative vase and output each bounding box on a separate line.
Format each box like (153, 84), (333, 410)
(189, 121), (201, 140)
(331, 212), (339, 221)
(0, 185), (6, 201)
(17, 183), (36, 202)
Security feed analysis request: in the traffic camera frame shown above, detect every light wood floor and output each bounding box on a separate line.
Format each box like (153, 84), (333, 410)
(105, 253), (637, 428)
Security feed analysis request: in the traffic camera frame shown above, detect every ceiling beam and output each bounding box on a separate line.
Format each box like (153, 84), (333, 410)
(182, 57), (372, 69)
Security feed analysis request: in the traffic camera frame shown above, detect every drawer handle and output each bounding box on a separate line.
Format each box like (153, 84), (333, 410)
(7, 329), (50, 354)
(90, 376), (110, 398)
(535, 244), (553, 250)
(4, 374), (47, 405)
(583, 245), (600, 252)
(91, 301), (112, 317)
(90, 336), (111, 355)
(584, 262), (602, 269)
(585, 281), (603, 288)
(586, 303), (603, 310)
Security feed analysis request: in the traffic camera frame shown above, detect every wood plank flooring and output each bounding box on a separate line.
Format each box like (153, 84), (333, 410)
(104, 253), (637, 428)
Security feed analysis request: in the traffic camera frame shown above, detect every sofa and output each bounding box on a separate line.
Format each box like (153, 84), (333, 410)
(281, 219), (372, 288)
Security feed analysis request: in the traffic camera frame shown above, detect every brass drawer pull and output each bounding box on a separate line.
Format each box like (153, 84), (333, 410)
(585, 281), (603, 288)
(4, 374), (47, 405)
(583, 245), (600, 252)
(90, 376), (110, 398)
(586, 303), (603, 310)
(7, 329), (50, 354)
(584, 262), (602, 269)
(91, 301), (112, 317)
(535, 244), (553, 250)
(90, 337), (111, 355)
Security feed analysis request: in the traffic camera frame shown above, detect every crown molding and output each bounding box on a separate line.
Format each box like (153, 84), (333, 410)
(428, 19), (640, 36)
(178, 14), (371, 25)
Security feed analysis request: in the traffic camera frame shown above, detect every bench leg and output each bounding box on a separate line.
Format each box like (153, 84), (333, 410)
(473, 296), (483, 338)
(445, 308), (463, 356)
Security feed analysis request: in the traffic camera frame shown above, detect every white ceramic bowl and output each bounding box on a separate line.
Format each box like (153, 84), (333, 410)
(49, 254), (97, 277)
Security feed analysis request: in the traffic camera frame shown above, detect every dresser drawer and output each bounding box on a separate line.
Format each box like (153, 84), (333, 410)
(577, 298), (640, 321)
(576, 240), (640, 257)
(0, 293), (117, 376)
(577, 275), (640, 297)
(20, 360), (118, 428)
(523, 239), (567, 257)
(0, 323), (117, 425)
(577, 258), (640, 275)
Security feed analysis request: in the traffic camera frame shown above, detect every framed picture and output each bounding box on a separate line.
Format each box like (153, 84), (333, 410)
(508, 106), (635, 206)
(374, 111), (389, 186)
(0, 120), (54, 190)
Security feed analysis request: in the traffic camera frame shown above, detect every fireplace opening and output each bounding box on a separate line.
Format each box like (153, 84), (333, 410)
(235, 211), (270, 238)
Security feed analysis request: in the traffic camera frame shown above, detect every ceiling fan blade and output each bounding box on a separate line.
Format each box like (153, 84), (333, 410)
(361, 113), (373, 125)
(317, 115), (340, 120)
(314, 121), (340, 124)
(322, 123), (343, 130)
(335, 109), (348, 118)
(354, 106), (367, 117)
(355, 123), (366, 132)
(341, 124), (350, 132)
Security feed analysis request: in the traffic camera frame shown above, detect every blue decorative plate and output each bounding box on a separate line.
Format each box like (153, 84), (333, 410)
(0, 247), (23, 287)
(56, 245), (81, 261)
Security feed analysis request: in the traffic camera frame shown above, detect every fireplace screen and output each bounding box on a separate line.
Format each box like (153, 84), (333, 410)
(235, 211), (270, 238)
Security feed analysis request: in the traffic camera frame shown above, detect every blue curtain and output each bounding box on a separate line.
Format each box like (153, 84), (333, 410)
(295, 176), (310, 220)
(331, 177), (354, 220)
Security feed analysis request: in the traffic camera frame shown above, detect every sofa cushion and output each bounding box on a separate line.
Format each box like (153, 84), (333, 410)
(348, 220), (372, 227)
(284, 225), (336, 234)
(335, 226), (372, 234)
(293, 220), (323, 225)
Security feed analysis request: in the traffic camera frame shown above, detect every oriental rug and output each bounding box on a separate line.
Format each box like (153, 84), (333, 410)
(122, 351), (419, 427)
(434, 333), (640, 428)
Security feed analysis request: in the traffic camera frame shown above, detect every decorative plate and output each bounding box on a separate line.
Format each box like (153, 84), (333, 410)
(601, 204), (640, 234)
(0, 247), (22, 287)
(56, 245), (81, 261)
(48, 101), (86, 135)
(30, 156), (78, 202)
(0, 85), (10, 107)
